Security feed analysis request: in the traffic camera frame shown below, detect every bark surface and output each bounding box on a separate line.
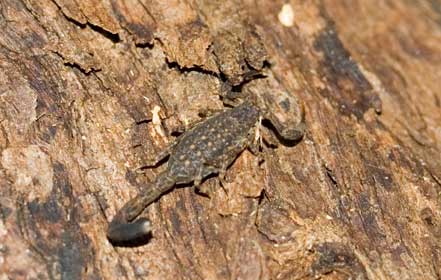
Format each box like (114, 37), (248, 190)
(1, 1), (441, 279)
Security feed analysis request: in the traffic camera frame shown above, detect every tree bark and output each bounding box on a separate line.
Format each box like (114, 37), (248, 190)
(1, 0), (441, 279)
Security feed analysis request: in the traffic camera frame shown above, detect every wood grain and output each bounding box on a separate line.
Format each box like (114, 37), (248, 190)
(0, 0), (440, 279)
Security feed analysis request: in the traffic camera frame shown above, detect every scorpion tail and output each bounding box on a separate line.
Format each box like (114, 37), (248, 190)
(107, 172), (175, 243)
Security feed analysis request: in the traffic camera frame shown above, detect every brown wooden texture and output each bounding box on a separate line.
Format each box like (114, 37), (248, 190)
(1, 0), (440, 279)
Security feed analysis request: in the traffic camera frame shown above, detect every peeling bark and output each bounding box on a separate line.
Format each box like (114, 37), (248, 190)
(1, 0), (441, 279)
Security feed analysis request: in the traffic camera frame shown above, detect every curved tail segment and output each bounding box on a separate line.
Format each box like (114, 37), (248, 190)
(107, 172), (175, 243)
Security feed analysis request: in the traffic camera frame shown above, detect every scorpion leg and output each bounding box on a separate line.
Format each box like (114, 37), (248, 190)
(194, 165), (217, 197)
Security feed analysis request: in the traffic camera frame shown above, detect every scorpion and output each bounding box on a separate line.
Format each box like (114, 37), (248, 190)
(107, 79), (305, 243)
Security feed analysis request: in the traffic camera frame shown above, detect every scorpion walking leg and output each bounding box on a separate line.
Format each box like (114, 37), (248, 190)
(107, 172), (175, 242)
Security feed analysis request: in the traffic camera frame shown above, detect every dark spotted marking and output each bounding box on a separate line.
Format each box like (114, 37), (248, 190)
(107, 101), (304, 243)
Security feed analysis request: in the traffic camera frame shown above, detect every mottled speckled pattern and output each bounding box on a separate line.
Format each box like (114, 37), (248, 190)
(107, 95), (306, 244)
(168, 101), (260, 184)
(107, 101), (262, 243)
